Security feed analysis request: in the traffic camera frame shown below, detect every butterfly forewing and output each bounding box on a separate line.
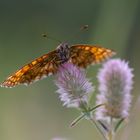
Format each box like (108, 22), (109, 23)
(70, 44), (115, 68)
(1, 50), (59, 88)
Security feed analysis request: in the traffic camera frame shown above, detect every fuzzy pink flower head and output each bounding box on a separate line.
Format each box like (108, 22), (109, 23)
(95, 59), (134, 120)
(55, 63), (94, 108)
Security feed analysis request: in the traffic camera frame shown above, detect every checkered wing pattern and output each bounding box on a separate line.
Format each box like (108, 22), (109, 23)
(70, 44), (116, 68)
(1, 50), (59, 88)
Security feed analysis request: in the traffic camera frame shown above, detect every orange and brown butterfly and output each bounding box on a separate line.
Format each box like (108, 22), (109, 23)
(0, 43), (116, 88)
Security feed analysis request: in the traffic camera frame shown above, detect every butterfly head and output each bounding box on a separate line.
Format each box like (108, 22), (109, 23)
(56, 42), (71, 63)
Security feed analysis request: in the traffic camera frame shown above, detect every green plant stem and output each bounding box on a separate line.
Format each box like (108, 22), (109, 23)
(89, 104), (105, 112)
(114, 118), (125, 132)
(70, 113), (86, 127)
(89, 117), (108, 140)
(107, 117), (114, 140)
(70, 104), (104, 127)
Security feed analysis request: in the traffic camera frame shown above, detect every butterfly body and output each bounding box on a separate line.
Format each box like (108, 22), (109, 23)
(56, 42), (70, 64)
(1, 43), (116, 88)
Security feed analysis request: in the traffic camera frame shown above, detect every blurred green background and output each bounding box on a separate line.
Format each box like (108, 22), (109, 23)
(0, 0), (140, 140)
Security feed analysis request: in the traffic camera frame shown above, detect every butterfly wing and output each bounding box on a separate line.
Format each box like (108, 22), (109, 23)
(1, 50), (60, 88)
(70, 44), (116, 68)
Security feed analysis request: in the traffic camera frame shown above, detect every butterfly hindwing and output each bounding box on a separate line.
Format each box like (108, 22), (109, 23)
(70, 44), (115, 68)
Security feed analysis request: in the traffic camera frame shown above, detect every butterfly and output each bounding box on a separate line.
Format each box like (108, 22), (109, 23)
(0, 42), (116, 88)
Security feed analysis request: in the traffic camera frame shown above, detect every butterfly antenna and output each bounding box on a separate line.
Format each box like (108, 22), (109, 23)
(42, 33), (62, 44)
(42, 25), (89, 43)
(67, 24), (89, 41)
